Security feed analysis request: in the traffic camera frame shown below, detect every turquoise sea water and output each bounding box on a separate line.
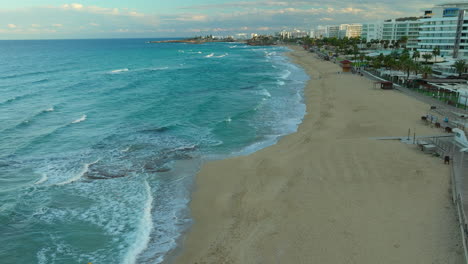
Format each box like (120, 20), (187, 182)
(0, 39), (307, 263)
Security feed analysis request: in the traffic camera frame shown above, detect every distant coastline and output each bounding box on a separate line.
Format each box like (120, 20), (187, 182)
(150, 36), (237, 44)
(150, 35), (277, 46)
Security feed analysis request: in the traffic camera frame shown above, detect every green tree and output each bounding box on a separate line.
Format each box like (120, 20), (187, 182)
(453, 59), (467, 77)
(422, 53), (433, 64)
(432, 46), (441, 63)
(421, 65), (432, 79)
(400, 58), (416, 80)
(412, 50), (420, 62)
(352, 44), (359, 61)
(399, 36), (409, 48)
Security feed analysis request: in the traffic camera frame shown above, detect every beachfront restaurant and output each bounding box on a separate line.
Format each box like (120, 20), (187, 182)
(413, 79), (468, 108)
(377, 69), (421, 85)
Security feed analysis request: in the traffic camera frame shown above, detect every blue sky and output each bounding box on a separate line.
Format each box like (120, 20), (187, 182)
(0, 0), (442, 39)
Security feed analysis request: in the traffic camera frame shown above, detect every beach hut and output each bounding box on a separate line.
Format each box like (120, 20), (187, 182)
(374, 81), (393, 90)
(339, 60), (352, 73)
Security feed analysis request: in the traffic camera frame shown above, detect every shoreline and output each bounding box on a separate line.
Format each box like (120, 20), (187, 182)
(172, 46), (463, 263)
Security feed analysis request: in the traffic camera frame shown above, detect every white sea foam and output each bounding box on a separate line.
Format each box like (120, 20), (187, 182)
(72, 115), (87, 124)
(280, 69), (291, 79)
(122, 180), (154, 264)
(225, 117), (232, 122)
(172, 145), (197, 152)
(45, 107), (54, 112)
(277, 80), (285, 86)
(149, 67), (169, 71)
(214, 53), (228, 58)
(259, 89), (271, 98)
(204, 53), (214, 58)
(35, 173), (49, 185)
(55, 159), (99, 186)
(229, 45), (238, 48)
(122, 147), (131, 152)
(110, 68), (129, 74)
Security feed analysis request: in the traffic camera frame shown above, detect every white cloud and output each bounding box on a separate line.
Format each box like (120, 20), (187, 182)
(7, 24), (17, 28)
(31, 24), (41, 27)
(89, 22), (99, 26)
(52, 24), (63, 27)
(129, 11), (144, 17)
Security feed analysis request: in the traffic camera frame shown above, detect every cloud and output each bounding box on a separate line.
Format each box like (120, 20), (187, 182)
(0, 0), (445, 39)
(7, 24), (17, 28)
(179, 1), (310, 10)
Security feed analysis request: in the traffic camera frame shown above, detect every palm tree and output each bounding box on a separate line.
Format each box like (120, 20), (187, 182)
(400, 58), (415, 80)
(412, 50), (420, 62)
(432, 46), (441, 63)
(422, 53), (433, 64)
(453, 59), (467, 77)
(352, 45), (359, 61)
(399, 36), (409, 48)
(421, 65), (432, 79)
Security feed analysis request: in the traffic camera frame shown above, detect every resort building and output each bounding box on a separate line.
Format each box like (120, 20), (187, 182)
(322, 24), (361, 39)
(325, 25), (340, 38)
(278, 29), (309, 39)
(382, 18), (421, 49)
(341, 24), (363, 38)
(362, 18), (421, 49)
(361, 22), (383, 41)
(313, 26), (327, 38)
(418, 2), (468, 58)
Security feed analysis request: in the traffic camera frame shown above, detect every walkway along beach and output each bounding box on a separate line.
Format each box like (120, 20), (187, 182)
(173, 46), (463, 264)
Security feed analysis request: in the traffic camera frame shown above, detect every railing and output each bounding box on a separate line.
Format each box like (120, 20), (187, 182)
(451, 153), (468, 264)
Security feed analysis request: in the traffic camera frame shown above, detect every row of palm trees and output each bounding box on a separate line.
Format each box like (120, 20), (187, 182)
(368, 50), (467, 79)
(303, 35), (467, 79)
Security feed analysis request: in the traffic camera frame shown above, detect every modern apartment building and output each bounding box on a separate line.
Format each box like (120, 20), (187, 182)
(321, 24), (361, 39)
(325, 25), (340, 38)
(362, 18), (421, 49)
(418, 3), (468, 58)
(361, 22), (383, 40)
(343, 24), (363, 38)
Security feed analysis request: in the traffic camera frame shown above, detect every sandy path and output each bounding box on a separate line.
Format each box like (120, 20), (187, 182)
(173, 46), (463, 264)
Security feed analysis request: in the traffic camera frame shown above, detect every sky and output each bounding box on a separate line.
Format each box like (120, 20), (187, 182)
(0, 0), (445, 39)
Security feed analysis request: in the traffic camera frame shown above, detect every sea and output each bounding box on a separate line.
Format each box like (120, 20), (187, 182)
(0, 39), (308, 264)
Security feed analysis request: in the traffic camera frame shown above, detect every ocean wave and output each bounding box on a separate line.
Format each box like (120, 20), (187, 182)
(0, 69), (61, 80)
(214, 53), (228, 58)
(259, 89), (272, 98)
(0, 93), (36, 106)
(35, 173), (49, 185)
(109, 68), (129, 74)
(55, 159), (99, 186)
(147, 67), (169, 71)
(205, 53), (228, 58)
(280, 69), (291, 79)
(72, 115), (87, 124)
(122, 180), (154, 264)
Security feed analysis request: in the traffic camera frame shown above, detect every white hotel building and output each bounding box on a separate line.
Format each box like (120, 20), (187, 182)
(418, 2), (468, 59)
(362, 18), (421, 49)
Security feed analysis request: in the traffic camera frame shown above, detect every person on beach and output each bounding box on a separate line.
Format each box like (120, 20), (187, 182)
(444, 156), (450, 164)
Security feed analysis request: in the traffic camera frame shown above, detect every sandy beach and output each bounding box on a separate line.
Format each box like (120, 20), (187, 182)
(174, 46), (463, 264)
